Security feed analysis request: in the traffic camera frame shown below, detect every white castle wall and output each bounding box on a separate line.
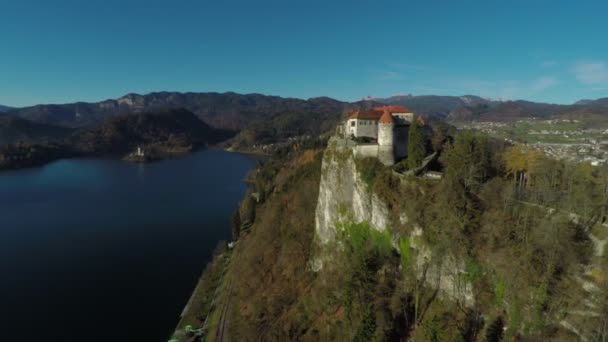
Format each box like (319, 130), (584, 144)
(354, 144), (379, 158)
(347, 119), (378, 139)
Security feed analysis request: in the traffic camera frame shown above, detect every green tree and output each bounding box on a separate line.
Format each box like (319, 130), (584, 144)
(437, 131), (494, 233)
(407, 116), (426, 169)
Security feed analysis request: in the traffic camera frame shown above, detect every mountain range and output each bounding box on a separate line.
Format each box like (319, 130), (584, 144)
(0, 105), (14, 112)
(3, 92), (353, 130)
(375, 94), (608, 121)
(2, 92), (608, 148)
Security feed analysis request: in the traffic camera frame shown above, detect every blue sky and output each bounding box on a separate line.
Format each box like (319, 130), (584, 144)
(1, 0), (607, 107)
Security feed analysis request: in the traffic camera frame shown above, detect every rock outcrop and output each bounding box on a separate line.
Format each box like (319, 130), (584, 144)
(313, 136), (474, 306)
(315, 137), (390, 245)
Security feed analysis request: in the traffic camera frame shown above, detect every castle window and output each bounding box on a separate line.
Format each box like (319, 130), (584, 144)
(351, 121), (356, 127)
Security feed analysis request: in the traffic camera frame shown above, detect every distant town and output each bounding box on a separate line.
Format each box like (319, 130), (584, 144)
(457, 118), (608, 166)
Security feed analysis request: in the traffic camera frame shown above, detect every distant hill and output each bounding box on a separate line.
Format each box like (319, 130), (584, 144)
(0, 105), (14, 112)
(574, 97), (608, 107)
(6, 92), (354, 130)
(446, 99), (608, 122)
(0, 108), (236, 170)
(376, 95), (608, 122)
(378, 94), (493, 118)
(0, 117), (72, 145)
(8, 92), (608, 144)
(574, 99), (595, 106)
(67, 108), (235, 155)
(4, 92), (370, 151)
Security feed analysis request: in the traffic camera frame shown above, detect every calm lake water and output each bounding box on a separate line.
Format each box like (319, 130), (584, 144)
(0, 150), (256, 342)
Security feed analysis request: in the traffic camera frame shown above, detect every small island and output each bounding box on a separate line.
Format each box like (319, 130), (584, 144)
(123, 145), (157, 163)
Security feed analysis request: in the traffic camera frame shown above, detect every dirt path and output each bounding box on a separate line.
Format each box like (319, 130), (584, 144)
(215, 243), (241, 342)
(216, 277), (234, 342)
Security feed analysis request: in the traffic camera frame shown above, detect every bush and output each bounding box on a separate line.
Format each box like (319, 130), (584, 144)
(339, 221), (393, 258)
(355, 157), (385, 190)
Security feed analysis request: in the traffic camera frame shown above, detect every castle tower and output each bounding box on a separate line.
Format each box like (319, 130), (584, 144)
(378, 109), (395, 165)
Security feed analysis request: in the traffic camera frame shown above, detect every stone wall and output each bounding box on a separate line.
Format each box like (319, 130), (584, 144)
(378, 145), (395, 166)
(347, 119), (378, 139)
(353, 144), (378, 158)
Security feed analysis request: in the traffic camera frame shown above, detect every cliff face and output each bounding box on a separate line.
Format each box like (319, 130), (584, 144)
(313, 137), (474, 306)
(314, 138), (390, 247)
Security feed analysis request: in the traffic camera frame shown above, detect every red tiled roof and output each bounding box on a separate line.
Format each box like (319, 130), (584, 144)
(348, 110), (383, 120)
(347, 106), (415, 122)
(379, 109), (394, 123)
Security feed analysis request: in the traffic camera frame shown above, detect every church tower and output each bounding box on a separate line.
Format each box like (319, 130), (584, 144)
(378, 109), (395, 165)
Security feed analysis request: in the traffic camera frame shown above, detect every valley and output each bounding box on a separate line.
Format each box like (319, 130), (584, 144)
(456, 118), (608, 165)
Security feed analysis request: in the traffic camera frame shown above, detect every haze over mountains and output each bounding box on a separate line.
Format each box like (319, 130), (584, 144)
(2, 91), (608, 147)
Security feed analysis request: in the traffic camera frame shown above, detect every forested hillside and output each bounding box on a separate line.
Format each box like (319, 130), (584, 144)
(0, 116), (72, 145)
(173, 125), (608, 341)
(8, 92), (608, 151)
(67, 108), (234, 155)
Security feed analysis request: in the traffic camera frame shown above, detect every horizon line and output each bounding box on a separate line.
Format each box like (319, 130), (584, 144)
(1, 90), (595, 109)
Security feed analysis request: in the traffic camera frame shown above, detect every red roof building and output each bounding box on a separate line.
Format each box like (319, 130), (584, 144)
(348, 110), (383, 120)
(379, 109), (394, 123)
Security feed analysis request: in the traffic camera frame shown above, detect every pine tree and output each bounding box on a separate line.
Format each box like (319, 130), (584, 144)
(407, 116), (426, 169)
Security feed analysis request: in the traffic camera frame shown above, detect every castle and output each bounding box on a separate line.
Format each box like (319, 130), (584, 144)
(340, 106), (422, 166)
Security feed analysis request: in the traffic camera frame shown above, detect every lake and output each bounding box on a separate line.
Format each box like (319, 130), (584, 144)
(0, 150), (256, 342)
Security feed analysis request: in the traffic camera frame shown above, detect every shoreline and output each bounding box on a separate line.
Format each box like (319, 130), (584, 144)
(220, 146), (270, 158)
(0, 145), (259, 172)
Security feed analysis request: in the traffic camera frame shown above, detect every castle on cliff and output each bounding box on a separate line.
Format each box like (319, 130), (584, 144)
(340, 106), (423, 166)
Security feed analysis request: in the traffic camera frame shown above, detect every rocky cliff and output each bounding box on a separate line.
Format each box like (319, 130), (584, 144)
(312, 136), (474, 306)
(314, 138), (390, 247)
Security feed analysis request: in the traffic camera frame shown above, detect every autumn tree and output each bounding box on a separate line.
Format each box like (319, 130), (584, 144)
(501, 145), (543, 190)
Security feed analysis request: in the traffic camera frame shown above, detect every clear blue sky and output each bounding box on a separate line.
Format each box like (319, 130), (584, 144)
(1, 0), (608, 107)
